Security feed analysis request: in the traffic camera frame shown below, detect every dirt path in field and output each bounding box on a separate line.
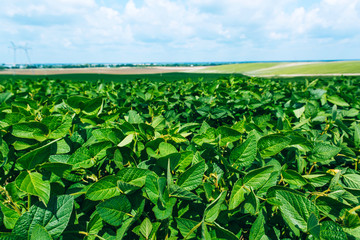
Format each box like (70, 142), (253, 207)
(247, 62), (320, 74)
(253, 73), (360, 77)
(0, 66), (207, 75)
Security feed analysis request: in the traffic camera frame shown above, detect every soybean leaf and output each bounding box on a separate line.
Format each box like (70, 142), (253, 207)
(176, 218), (199, 239)
(204, 191), (227, 223)
(307, 213), (320, 238)
(327, 95), (350, 107)
(282, 169), (308, 187)
(152, 198), (176, 220)
(354, 124), (360, 148)
(243, 165), (274, 190)
(139, 218), (152, 240)
(116, 218), (133, 240)
(216, 126), (241, 146)
(30, 224), (52, 240)
(11, 122), (49, 142)
(86, 176), (121, 201)
(126, 110), (144, 124)
(229, 180), (248, 210)
(96, 195), (132, 227)
(267, 187), (318, 233)
(87, 212), (104, 238)
(229, 131), (257, 167)
(92, 128), (124, 145)
(0, 203), (19, 230)
(308, 142), (341, 163)
(169, 184), (202, 201)
(118, 134), (134, 147)
(17, 139), (59, 170)
(316, 196), (352, 221)
(83, 97), (103, 115)
(249, 209), (267, 240)
(145, 175), (166, 205)
(320, 221), (347, 239)
(15, 171), (50, 204)
(258, 134), (291, 157)
(117, 168), (155, 194)
(12, 195), (74, 239)
(42, 115), (72, 139)
(343, 174), (360, 189)
(177, 161), (205, 191)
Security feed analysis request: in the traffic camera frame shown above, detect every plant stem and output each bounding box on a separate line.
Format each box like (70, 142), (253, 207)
(27, 194), (31, 210)
(349, 205), (360, 214)
(308, 162), (317, 175)
(0, 186), (21, 215)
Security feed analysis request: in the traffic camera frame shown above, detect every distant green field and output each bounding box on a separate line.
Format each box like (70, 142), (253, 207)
(199, 61), (360, 75)
(198, 62), (282, 73)
(0, 72), (244, 83)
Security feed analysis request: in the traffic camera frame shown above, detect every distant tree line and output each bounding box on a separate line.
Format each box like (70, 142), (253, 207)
(1, 62), (230, 70)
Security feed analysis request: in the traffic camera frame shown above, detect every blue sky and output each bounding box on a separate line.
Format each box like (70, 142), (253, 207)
(1, 0), (359, 64)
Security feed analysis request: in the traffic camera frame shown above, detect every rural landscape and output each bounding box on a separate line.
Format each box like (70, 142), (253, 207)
(1, 0), (360, 239)
(1, 61), (360, 239)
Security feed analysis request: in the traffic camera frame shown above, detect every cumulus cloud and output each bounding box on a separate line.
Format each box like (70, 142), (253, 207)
(0, 0), (359, 63)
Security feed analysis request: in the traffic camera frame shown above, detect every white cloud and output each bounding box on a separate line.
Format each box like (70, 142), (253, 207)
(0, 0), (359, 63)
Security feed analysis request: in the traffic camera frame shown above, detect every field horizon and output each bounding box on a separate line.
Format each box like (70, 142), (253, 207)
(198, 60), (360, 76)
(1, 60), (360, 77)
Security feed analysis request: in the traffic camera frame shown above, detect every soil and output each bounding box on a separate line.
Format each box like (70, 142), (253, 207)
(0, 66), (207, 75)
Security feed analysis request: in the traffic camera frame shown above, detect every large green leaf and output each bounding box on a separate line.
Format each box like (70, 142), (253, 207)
(87, 212), (103, 238)
(316, 196), (351, 221)
(0, 203), (19, 230)
(152, 198), (176, 220)
(327, 95), (350, 107)
(42, 115), (72, 139)
(229, 131), (257, 167)
(86, 176), (121, 201)
(177, 160), (205, 191)
(282, 169), (308, 187)
(249, 210), (267, 240)
(307, 213), (320, 239)
(139, 218), (152, 240)
(176, 217), (199, 239)
(12, 195), (74, 239)
(16, 139), (59, 170)
(117, 168), (156, 194)
(320, 221), (347, 240)
(308, 142), (341, 163)
(96, 195), (132, 227)
(92, 128), (124, 145)
(354, 124), (360, 148)
(83, 97), (103, 115)
(145, 174), (166, 205)
(216, 126), (241, 146)
(267, 187), (318, 233)
(342, 174), (360, 189)
(243, 165), (274, 190)
(204, 191), (227, 223)
(11, 122), (49, 142)
(258, 134), (291, 157)
(126, 110), (144, 124)
(15, 171), (50, 204)
(30, 224), (52, 240)
(66, 96), (89, 109)
(169, 184), (201, 201)
(229, 179), (248, 210)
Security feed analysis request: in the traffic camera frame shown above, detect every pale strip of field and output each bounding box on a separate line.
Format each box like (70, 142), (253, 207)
(0, 66), (206, 75)
(198, 61), (360, 76)
(197, 62), (283, 73)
